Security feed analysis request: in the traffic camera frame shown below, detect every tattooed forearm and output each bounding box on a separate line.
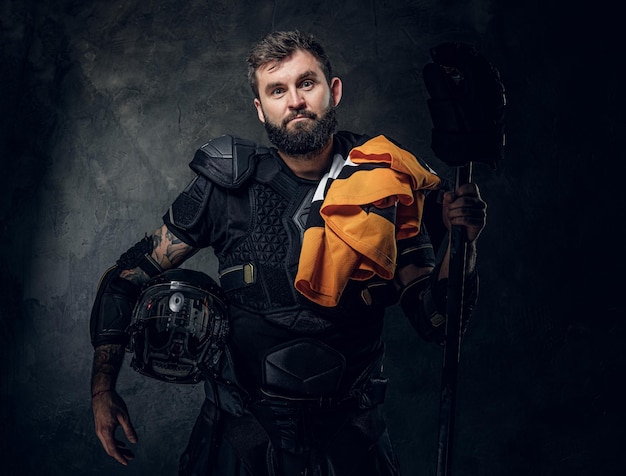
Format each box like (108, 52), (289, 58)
(151, 225), (196, 269)
(120, 225), (198, 286)
(92, 344), (125, 376)
(117, 226), (196, 288)
(118, 225), (196, 286)
(91, 343), (125, 392)
(119, 267), (150, 285)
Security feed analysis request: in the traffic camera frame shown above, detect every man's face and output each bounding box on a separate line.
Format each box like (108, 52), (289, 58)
(253, 49), (342, 157)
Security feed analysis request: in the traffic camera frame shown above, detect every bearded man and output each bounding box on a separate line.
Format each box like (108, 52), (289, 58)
(89, 30), (486, 476)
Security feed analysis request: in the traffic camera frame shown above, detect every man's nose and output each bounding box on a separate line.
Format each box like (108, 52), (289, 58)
(286, 88), (306, 109)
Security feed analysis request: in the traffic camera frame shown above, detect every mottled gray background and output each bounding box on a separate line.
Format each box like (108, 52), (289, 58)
(1, 0), (624, 475)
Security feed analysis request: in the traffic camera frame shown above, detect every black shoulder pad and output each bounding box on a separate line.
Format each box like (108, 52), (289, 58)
(189, 135), (269, 188)
(168, 175), (213, 231)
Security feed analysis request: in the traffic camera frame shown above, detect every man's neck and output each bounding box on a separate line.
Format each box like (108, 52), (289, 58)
(277, 137), (334, 181)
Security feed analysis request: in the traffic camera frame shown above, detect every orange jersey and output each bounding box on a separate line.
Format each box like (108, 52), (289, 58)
(295, 135), (441, 307)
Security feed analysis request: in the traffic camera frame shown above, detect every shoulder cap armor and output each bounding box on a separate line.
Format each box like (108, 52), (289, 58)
(190, 135), (270, 188)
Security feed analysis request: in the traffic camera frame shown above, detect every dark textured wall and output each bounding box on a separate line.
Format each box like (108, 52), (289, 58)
(1, 0), (624, 475)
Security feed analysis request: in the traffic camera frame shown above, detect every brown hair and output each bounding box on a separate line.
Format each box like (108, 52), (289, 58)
(247, 30), (333, 98)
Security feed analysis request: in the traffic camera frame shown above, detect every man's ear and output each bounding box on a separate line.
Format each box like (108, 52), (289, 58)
(330, 77), (343, 107)
(254, 98), (265, 123)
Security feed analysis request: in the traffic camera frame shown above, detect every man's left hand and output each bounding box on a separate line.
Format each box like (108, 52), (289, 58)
(441, 183), (487, 242)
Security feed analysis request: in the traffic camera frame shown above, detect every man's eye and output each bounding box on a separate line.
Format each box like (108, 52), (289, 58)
(301, 80), (314, 89)
(272, 88), (284, 96)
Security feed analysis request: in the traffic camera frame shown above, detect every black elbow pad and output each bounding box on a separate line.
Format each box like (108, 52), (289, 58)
(400, 271), (479, 344)
(90, 266), (141, 348)
(400, 275), (447, 344)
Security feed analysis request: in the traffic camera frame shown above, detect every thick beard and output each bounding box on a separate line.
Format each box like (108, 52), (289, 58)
(264, 104), (337, 158)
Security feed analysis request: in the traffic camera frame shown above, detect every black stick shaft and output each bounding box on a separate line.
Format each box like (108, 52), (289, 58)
(436, 162), (473, 476)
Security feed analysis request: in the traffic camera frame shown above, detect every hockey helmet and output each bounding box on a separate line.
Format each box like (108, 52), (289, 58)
(128, 269), (228, 384)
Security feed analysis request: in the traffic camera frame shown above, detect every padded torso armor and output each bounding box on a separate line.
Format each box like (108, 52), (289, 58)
(162, 133), (454, 476)
(166, 132), (379, 315)
(164, 132), (434, 397)
(215, 155), (317, 314)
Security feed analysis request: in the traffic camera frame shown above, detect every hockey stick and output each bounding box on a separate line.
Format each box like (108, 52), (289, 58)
(435, 161), (472, 476)
(422, 42), (505, 476)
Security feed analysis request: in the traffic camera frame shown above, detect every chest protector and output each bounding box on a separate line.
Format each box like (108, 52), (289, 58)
(169, 134), (391, 401)
(218, 167), (316, 314)
(185, 135), (327, 315)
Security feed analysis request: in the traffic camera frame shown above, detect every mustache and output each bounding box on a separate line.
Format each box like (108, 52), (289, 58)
(283, 109), (317, 126)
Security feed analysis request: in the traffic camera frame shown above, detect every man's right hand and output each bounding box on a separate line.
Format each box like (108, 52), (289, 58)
(92, 389), (138, 465)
